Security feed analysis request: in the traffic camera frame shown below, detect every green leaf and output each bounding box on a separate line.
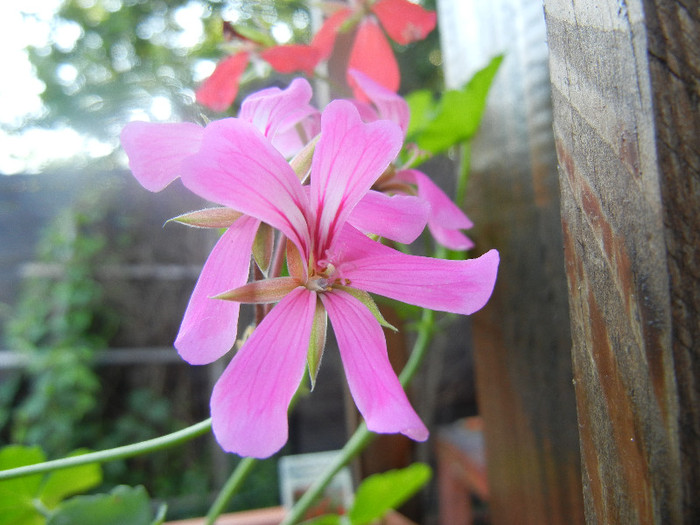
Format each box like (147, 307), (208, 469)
(415, 55), (503, 154)
(38, 450), (102, 509)
(405, 89), (437, 140)
(0, 446), (46, 525)
(47, 485), (154, 525)
(349, 464), (432, 525)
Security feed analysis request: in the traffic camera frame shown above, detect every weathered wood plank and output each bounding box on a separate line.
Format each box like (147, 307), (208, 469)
(438, 1), (585, 524)
(544, 0), (699, 522)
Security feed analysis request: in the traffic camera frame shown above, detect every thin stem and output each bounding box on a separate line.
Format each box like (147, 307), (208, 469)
(0, 418), (212, 481)
(455, 141), (471, 208)
(205, 457), (257, 525)
(281, 307), (436, 525)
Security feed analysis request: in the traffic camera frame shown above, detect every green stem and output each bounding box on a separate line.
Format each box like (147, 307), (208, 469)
(205, 457), (257, 525)
(455, 141), (471, 208)
(281, 307), (436, 525)
(0, 418), (212, 481)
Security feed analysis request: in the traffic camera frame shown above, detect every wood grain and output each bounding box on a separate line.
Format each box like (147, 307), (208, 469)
(544, 0), (698, 522)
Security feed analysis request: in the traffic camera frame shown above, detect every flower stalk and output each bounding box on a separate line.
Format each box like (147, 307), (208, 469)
(0, 418), (212, 481)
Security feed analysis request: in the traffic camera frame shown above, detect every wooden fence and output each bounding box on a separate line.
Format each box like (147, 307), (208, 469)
(440, 0), (698, 523)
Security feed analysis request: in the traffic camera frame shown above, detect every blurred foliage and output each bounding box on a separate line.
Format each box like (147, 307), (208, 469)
(0, 445), (104, 525)
(23, 0), (315, 142)
(2, 203), (117, 457)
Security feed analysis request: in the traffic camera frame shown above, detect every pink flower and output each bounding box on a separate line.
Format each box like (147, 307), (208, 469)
(180, 99), (499, 458)
(197, 25), (321, 112)
(312, 0), (436, 98)
(350, 69), (475, 250)
(121, 79), (318, 365)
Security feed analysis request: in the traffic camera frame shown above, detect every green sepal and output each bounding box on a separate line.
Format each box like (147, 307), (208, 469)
(167, 207), (242, 229)
(306, 298), (328, 391)
(253, 222), (274, 276)
(290, 134), (319, 182)
(286, 239), (306, 282)
(335, 286), (398, 332)
(213, 277), (299, 304)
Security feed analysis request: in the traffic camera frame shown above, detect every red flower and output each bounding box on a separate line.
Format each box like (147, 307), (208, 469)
(196, 26), (321, 112)
(312, 0), (436, 97)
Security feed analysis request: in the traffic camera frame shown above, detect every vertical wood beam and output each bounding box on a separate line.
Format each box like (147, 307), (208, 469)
(438, 1), (585, 523)
(543, 0), (699, 522)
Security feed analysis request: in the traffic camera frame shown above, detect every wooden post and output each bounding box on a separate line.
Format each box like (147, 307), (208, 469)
(438, 1), (585, 524)
(543, 0), (699, 523)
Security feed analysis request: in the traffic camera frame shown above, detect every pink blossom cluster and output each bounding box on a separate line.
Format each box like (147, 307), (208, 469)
(121, 75), (499, 458)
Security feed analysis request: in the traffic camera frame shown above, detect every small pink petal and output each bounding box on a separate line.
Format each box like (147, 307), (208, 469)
(427, 223), (475, 251)
(210, 287), (315, 458)
(321, 289), (428, 441)
(338, 226), (499, 315)
(348, 69), (410, 134)
(397, 169), (473, 230)
(349, 190), (428, 244)
(348, 19), (399, 100)
(310, 100), (403, 257)
(371, 0), (437, 45)
(238, 78), (317, 156)
(175, 216), (260, 365)
(120, 121), (203, 192)
(396, 169), (474, 250)
(181, 118), (311, 259)
(196, 52), (250, 112)
(260, 44), (321, 75)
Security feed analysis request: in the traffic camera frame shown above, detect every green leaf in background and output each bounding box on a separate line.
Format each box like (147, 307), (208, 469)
(47, 485), (154, 525)
(0, 446), (46, 525)
(38, 450), (102, 509)
(413, 54), (504, 155)
(349, 463), (432, 525)
(0, 445), (104, 525)
(405, 89), (437, 139)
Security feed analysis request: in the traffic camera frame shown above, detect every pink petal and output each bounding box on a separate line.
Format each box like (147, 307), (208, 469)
(175, 216), (260, 365)
(181, 118), (311, 259)
(196, 52), (250, 112)
(238, 78), (318, 157)
(310, 8), (353, 60)
(260, 44), (321, 75)
(426, 223), (475, 251)
(397, 169), (473, 229)
(397, 169), (474, 250)
(310, 100), (403, 258)
(210, 287), (315, 458)
(348, 19), (399, 100)
(371, 0), (437, 45)
(273, 111), (321, 159)
(338, 226), (499, 315)
(349, 190), (428, 244)
(321, 289), (428, 441)
(348, 69), (410, 134)
(120, 121), (204, 192)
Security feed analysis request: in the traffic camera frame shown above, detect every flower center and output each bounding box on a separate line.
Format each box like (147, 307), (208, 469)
(306, 275), (332, 293)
